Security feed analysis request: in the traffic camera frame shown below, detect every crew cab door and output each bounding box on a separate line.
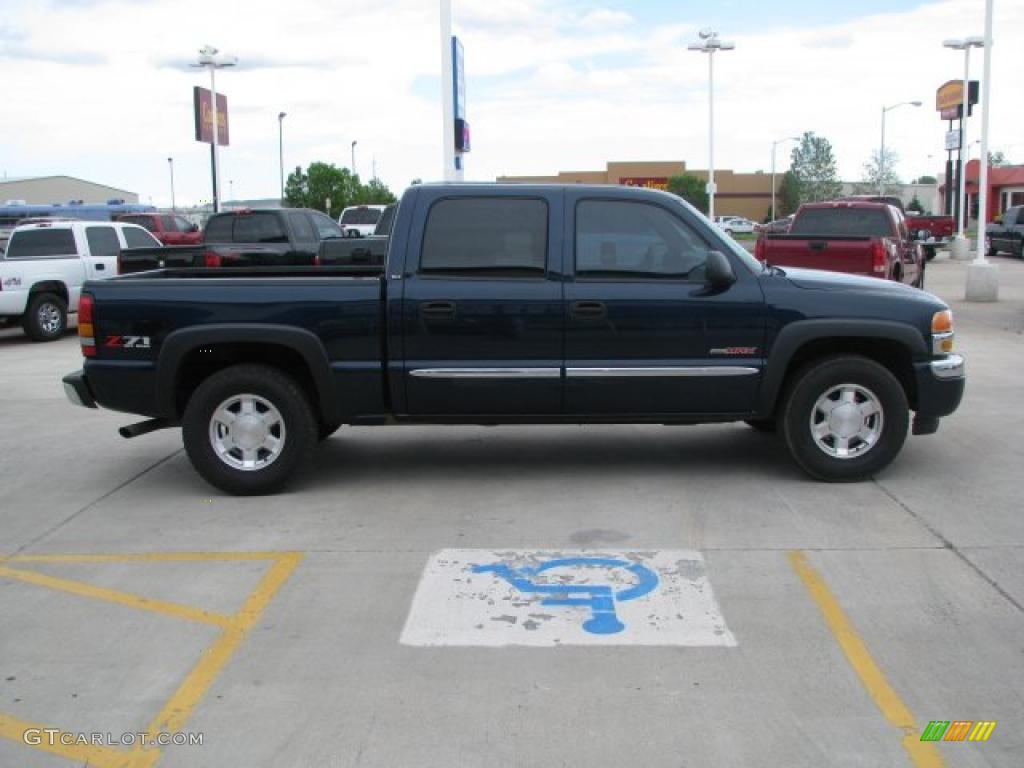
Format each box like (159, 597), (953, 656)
(82, 224), (120, 279)
(398, 189), (564, 416)
(564, 192), (766, 415)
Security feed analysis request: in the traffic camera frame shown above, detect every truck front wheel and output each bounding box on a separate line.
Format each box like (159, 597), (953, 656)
(182, 364), (317, 495)
(781, 355), (908, 482)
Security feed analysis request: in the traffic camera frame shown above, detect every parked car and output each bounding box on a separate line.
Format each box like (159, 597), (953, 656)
(838, 195), (954, 260)
(115, 212), (203, 246)
(1, 220), (159, 340)
(720, 217), (756, 236)
(754, 216), (793, 234)
(985, 205), (1024, 257)
(338, 204), (387, 237)
(64, 183), (963, 494)
(116, 208), (346, 274)
(754, 201), (925, 288)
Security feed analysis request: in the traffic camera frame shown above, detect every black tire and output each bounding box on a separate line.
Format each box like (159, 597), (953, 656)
(22, 292), (67, 341)
(744, 418), (777, 433)
(985, 236), (996, 257)
(781, 355), (908, 482)
(182, 364), (317, 495)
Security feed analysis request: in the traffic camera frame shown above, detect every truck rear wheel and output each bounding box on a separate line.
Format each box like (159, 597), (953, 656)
(781, 355), (908, 482)
(182, 364), (317, 495)
(23, 292), (67, 342)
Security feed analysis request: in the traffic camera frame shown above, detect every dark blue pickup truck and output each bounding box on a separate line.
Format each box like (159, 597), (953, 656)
(63, 183), (965, 494)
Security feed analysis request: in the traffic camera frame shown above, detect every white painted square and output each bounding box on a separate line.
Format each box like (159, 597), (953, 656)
(401, 549), (736, 647)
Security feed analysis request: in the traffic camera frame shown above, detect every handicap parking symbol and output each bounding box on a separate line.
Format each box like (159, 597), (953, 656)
(401, 549), (736, 647)
(471, 557), (659, 635)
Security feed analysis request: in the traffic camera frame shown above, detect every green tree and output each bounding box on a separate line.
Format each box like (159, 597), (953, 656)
(666, 173), (709, 214)
(989, 150), (1007, 166)
(907, 194), (925, 213)
(284, 161), (398, 217)
(914, 175), (938, 184)
(777, 170), (801, 217)
(856, 148), (901, 195)
(790, 132), (842, 203)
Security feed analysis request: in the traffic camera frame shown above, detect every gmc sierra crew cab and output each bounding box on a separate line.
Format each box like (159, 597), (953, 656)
(755, 201), (925, 287)
(63, 184), (965, 495)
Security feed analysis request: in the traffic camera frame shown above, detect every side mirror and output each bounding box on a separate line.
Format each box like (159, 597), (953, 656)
(705, 250), (736, 288)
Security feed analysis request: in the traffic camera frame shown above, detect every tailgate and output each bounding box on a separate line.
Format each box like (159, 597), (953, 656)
(119, 246), (202, 274)
(762, 236), (876, 275)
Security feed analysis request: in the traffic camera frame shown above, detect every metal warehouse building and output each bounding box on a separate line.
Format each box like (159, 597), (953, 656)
(0, 175), (139, 205)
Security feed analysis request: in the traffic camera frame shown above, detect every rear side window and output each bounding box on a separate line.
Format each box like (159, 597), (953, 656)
(420, 198), (547, 274)
(122, 215), (156, 232)
(85, 226), (120, 256)
(289, 212), (316, 242)
(231, 213), (288, 243)
(790, 208), (893, 237)
(6, 229), (77, 259)
(160, 215), (178, 232)
(310, 212), (343, 240)
(122, 226), (160, 248)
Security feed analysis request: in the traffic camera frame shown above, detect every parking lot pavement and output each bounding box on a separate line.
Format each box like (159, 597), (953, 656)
(1, 255), (1023, 767)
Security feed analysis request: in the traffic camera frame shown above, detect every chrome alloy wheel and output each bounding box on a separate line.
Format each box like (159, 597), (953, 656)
(38, 303), (62, 335)
(208, 394), (286, 471)
(809, 383), (884, 459)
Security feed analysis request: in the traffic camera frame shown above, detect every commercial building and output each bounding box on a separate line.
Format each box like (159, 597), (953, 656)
(940, 159), (1024, 223)
(0, 175), (139, 205)
(498, 161), (774, 221)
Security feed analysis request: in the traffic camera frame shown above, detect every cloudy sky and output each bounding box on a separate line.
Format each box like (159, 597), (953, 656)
(1, 0), (1021, 207)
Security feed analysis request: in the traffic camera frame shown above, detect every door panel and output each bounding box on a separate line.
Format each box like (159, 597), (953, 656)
(564, 194), (766, 415)
(400, 191), (564, 416)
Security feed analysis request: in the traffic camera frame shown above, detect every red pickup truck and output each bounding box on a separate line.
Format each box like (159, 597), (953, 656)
(754, 201), (925, 288)
(115, 212), (203, 246)
(839, 195), (954, 260)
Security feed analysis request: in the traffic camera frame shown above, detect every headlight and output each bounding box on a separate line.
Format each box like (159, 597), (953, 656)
(932, 310), (954, 354)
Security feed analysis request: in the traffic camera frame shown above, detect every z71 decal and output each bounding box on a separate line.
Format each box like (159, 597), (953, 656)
(104, 335), (152, 350)
(709, 346), (758, 356)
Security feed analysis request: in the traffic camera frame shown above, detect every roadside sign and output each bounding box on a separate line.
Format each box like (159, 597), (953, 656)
(401, 549), (736, 647)
(945, 130), (961, 151)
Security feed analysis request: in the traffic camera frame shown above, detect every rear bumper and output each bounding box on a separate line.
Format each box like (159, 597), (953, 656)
(62, 370), (98, 409)
(913, 354), (965, 420)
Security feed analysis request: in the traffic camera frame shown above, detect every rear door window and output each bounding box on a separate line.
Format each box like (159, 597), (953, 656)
(122, 226), (160, 248)
(309, 212), (343, 240)
(5, 229), (78, 259)
(85, 226), (120, 256)
(204, 215), (233, 242)
(420, 198), (548, 275)
(289, 211), (316, 243)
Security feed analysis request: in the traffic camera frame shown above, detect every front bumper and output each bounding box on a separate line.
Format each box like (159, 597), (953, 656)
(913, 354), (965, 421)
(62, 370), (98, 409)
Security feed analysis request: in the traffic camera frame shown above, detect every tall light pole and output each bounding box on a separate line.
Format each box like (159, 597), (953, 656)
(966, 0), (997, 302)
(440, 0), (456, 180)
(351, 140), (358, 177)
(193, 45), (237, 213)
(278, 112), (286, 203)
(943, 37), (983, 244)
(770, 136), (799, 222)
(167, 157), (176, 212)
(879, 100), (922, 195)
(688, 29), (734, 221)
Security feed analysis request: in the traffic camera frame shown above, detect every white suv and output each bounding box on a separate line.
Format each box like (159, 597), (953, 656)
(338, 205), (386, 237)
(0, 220), (160, 341)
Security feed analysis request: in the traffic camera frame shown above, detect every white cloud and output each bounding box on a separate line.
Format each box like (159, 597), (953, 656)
(0, 0), (1020, 207)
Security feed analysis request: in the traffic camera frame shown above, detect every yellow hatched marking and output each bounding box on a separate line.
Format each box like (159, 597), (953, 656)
(969, 721), (997, 741)
(788, 551), (946, 768)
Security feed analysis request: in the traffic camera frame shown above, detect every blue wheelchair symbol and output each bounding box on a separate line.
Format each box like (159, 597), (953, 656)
(472, 557), (659, 635)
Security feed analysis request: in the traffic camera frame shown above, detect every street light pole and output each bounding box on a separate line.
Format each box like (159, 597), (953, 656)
(167, 157), (176, 212)
(351, 140), (358, 177)
(770, 136), (799, 222)
(879, 101), (922, 196)
(278, 112), (286, 203)
(688, 30), (734, 222)
(193, 46), (237, 214)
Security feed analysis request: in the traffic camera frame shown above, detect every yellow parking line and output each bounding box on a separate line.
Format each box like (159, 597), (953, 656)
(0, 565), (233, 629)
(4, 551), (286, 563)
(788, 551), (945, 768)
(0, 712), (154, 768)
(129, 552), (305, 766)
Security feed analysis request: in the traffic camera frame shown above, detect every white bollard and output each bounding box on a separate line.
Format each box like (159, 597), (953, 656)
(949, 235), (971, 261)
(965, 261), (999, 302)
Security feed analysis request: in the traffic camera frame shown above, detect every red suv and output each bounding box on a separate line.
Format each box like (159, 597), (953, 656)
(116, 213), (203, 246)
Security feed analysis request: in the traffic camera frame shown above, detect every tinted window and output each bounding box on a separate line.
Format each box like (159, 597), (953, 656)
(204, 215), (233, 242)
(232, 213), (288, 243)
(576, 200), (709, 278)
(85, 226), (120, 256)
(160, 215), (177, 232)
(375, 204), (396, 236)
(289, 212), (316, 242)
(6, 229), (77, 258)
(420, 198), (547, 274)
(340, 207), (382, 225)
(790, 208), (893, 237)
(309, 212), (343, 240)
(122, 215), (157, 232)
(123, 226), (160, 248)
